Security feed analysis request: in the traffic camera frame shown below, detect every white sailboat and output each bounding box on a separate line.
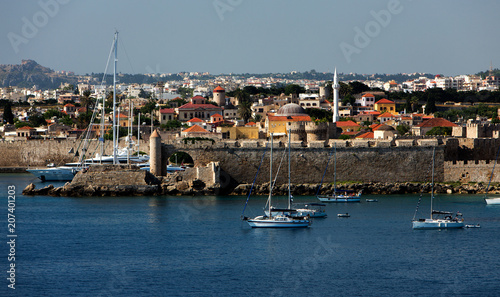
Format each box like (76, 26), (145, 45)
(412, 147), (465, 230)
(266, 130), (326, 218)
(244, 133), (311, 228)
(317, 143), (362, 203)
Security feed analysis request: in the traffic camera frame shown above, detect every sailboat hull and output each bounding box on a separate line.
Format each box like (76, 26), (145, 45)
(246, 216), (310, 228)
(27, 167), (77, 181)
(485, 198), (500, 205)
(317, 195), (361, 202)
(412, 219), (464, 229)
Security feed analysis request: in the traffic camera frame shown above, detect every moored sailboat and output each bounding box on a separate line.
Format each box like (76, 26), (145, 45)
(412, 147), (464, 230)
(243, 133), (311, 228)
(316, 143), (362, 203)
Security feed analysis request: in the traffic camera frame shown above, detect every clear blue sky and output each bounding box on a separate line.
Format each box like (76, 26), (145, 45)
(1, 0), (498, 76)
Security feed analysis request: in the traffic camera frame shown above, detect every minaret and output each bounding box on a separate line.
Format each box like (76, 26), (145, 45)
(333, 68), (339, 123)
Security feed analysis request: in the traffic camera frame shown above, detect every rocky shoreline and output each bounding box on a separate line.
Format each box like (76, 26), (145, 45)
(23, 180), (499, 197)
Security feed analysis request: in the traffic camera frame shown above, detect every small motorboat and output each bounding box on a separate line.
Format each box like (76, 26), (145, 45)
(366, 199), (378, 202)
(465, 224), (481, 228)
(337, 213), (350, 218)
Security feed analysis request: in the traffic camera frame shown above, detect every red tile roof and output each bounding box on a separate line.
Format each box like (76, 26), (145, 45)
(182, 125), (209, 133)
(341, 131), (360, 136)
(178, 103), (220, 110)
(213, 86), (225, 92)
(246, 122), (256, 126)
(335, 120), (360, 127)
(211, 113), (223, 118)
(356, 132), (374, 139)
(64, 103), (75, 107)
(18, 126), (35, 130)
(191, 95), (206, 100)
(375, 98), (395, 104)
(417, 118), (458, 128)
(370, 123), (383, 131)
(159, 108), (175, 114)
(362, 93), (374, 97)
(187, 117), (203, 123)
(378, 112), (394, 118)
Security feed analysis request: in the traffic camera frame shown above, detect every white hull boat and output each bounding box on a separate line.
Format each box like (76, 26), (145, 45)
(246, 215), (310, 228)
(412, 218), (464, 229)
(317, 192), (362, 203)
(27, 166), (78, 182)
(485, 197), (500, 205)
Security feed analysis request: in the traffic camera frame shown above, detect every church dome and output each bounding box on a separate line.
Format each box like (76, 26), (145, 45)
(276, 103), (306, 116)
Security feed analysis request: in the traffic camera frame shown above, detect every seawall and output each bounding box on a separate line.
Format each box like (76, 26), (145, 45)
(5, 137), (500, 185)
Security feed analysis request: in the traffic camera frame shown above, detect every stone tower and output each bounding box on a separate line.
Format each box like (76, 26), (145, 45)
(150, 129), (162, 176)
(213, 86), (225, 107)
(305, 122), (329, 142)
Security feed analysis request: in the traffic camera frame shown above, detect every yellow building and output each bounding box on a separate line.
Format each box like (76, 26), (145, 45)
(217, 126), (259, 140)
(374, 98), (397, 115)
(265, 103), (311, 137)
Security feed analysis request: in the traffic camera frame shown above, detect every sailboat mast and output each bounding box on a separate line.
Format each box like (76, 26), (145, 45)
(334, 143), (337, 197)
(430, 147), (435, 219)
(137, 112), (141, 155)
(269, 134), (273, 217)
(112, 30), (118, 165)
(100, 92), (105, 163)
(288, 129), (291, 209)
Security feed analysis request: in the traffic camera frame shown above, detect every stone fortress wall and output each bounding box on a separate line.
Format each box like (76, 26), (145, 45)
(3, 137), (500, 184)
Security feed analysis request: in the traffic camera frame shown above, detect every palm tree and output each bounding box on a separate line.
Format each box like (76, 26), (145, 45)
(80, 89), (93, 112)
(235, 89), (252, 123)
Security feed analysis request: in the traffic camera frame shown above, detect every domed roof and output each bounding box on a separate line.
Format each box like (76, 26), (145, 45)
(276, 103), (306, 116)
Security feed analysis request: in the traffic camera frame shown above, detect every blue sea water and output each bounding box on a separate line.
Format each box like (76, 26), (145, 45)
(1, 173), (500, 296)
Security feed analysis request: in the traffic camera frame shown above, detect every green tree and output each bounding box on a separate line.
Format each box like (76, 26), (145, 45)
(426, 127), (452, 136)
(169, 98), (187, 108)
(140, 99), (157, 115)
(342, 94), (356, 106)
(349, 81), (370, 94)
(304, 108), (332, 122)
(3, 101), (14, 124)
(284, 84), (305, 96)
(76, 111), (92, 129)
(138, 88), (151, 99)
(252, 114), (262, 123)
(28, 112), (46, 127)
(105, 91), (114, 108)
(160, 119), (184, 130)
(396, 124), (410, 135)
(243, 85), (259, 95)
(169, 152), (193, 165)
(15, 121), (31, 128)
(60, 115), (74, 126)
(339, 82), (352, 98)
(80, 90), (93, 112)
(234, 89), (252, 123)
(178, 87), (194, 99)
(43, 108), (64, 119)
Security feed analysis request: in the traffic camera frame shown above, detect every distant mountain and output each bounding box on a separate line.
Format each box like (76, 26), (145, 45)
(0, 60), (78, 89)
